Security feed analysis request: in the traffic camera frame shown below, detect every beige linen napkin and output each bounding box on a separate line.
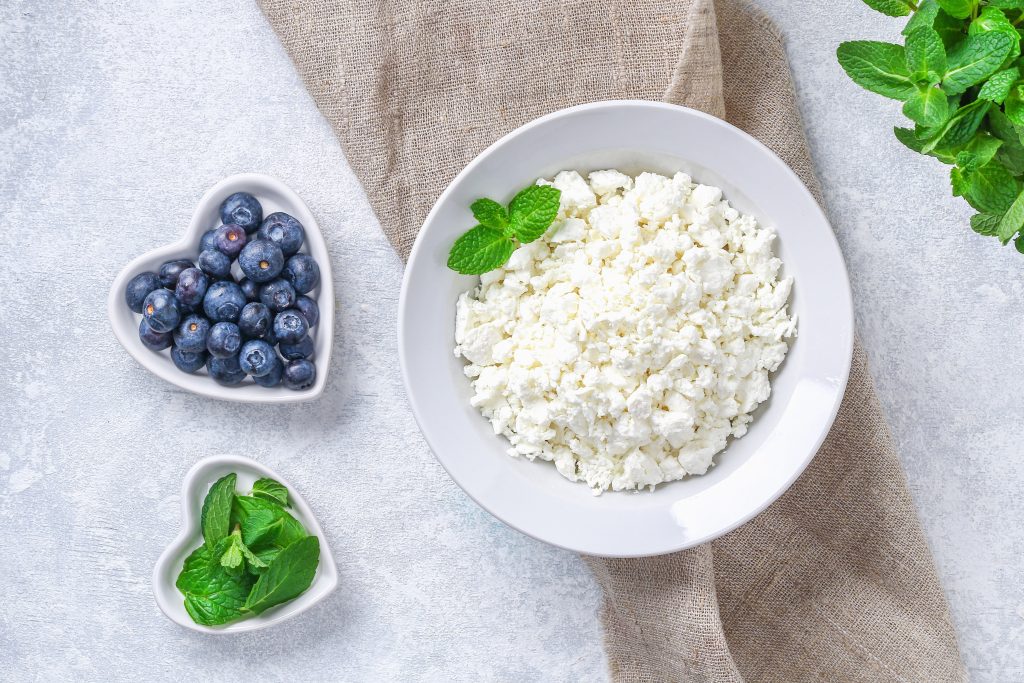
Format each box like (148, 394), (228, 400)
(258, 0), (967, 679)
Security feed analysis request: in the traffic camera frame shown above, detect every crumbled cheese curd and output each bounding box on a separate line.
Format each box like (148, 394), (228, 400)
(454, 170), (796, 494)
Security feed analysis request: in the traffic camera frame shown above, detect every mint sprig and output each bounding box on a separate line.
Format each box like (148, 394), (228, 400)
(838, 0), (1024, 252)
(447, 184), (561, 274)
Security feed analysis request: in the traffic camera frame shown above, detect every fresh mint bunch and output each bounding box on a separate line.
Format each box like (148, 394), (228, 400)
(838, 0), (1024, 252)
(447, 184), (561, 274)
(175, 474), (320, 626)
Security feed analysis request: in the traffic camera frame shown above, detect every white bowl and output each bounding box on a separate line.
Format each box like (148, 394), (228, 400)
(398, 101), (854, 557)
(107, 174), (333, 403)
(153, 454), (338, 633)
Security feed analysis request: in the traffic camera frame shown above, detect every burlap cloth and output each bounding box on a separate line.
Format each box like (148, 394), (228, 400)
(258, 0), (967, 679)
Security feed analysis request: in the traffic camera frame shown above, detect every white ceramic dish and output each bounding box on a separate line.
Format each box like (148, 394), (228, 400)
(399, 100), (854, 557)
(153, 454), (338, 634)
(107, 174), (333, 403)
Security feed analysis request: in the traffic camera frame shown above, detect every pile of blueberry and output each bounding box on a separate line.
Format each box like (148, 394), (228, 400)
(125, 192), (322, 390)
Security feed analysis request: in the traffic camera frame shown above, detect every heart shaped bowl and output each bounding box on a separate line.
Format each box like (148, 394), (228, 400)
(153, 454), (338, 634)
(107, 174), (333, 403)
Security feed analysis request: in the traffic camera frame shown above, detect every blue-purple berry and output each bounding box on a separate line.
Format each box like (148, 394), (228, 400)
(252, 355), (283, 387)
(142, 289), (181, 333)
(158, 259), (195, 288)
(238, 340), (277, 377)
(200, 229), (218, 253)
(293, 295), (319, 328)
(171, 347), (207, 374)
(207, 322), (242, 359)
(139, 318), (173, 351)
(203, 281), (246, 323)
(283, 359), (316, 390)
(279, 335), (314, 361)
(214, 223), (248, 258)
(208, 354), (246, 385)
(174, 267), (208, 309)
(260, 279), (296, 312)
(282, 253), (320, 294)
(239, 277), (260, 302)
(198, 249), (232, 279)
(238, 240), (284, 283)
(219, 192), (263, 233)
(238, 302), (273, 339)
(273, 310), (308, 344)
(173, 314), (210, 354)
(257, 212), (305, 256)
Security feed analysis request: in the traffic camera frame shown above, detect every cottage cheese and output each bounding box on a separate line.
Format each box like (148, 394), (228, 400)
(454, 170), (796, 493)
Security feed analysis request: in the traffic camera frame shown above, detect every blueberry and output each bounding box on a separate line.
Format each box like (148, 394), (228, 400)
(219, 192), (263, 233)
(238, 302), (272, 339)
(171, 347), (207, 374)
(252, 355), (284, 387)
(283, 359), (316, 390)
(125, 271), (162, 313)
(158, 259), (195, 288)
(207, 321), (242, 358)
(257, 212), (305, 256)
(214, 223), (248, 258)
(142, 289), (180, 333)
(263, 326), (278, 346)
(273, 310), (309, 344)
(238, 240), (284, 283)
(203, 281), (246, 322)
(208, 354), (246, 385)
(279, 335), (314, 360)
(293, 295), (319, 328)
(200, 229), (218, 253)
(139, 318), (173, 351)
(238, 277), (260, 302)
(259, 279), (296, 312)
(174, 267), (208, 309)
(173, 314), (210, 353)
(238, 339), (277, 377)
(282, 254), (320, 294)
(198, 249), (232, 279)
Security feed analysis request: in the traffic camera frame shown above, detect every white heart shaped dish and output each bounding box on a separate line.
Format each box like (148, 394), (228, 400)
(107, 173), (333, 403)
(153, 454), (338, 634)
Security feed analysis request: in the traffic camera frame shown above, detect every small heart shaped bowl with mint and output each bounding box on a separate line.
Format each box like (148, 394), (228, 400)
(153, 454), (338, 633)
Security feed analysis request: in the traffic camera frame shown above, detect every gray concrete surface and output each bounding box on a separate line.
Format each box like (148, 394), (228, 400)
(1, 0), (1020, 680)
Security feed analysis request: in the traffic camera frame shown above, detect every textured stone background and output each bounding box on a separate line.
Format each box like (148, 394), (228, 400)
(1, 0), (1021, 680)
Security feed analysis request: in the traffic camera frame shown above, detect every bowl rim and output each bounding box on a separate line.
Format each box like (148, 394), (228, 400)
(152, 453), (339, 634)
(398, 99), (853, 557)
(106, 173), (333, 403)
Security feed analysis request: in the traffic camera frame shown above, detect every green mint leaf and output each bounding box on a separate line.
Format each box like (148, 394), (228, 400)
(176, 538), (255, 626)
(997, 188), (1024, 242)
(903, 1), (941, 35)
(950, 166), (970, 197)
(1015, 232), (1024, 253)
(935, 8), (968, 47)
(893, 126), (958, 163)
(978, 67), (1020, 102)
(922, 99), (989, 152)
(447, 225), (516, 274)
(987, 0), (1024, 8)
(1005, 83), (1024, 125)
(965, 161), (1018, 213)
(243, 536), (320, 614)
(962, 134), (1003, 169)
(837, 41), (917, 100)
(240, 541), (268, 571)
(469, 199), (509, 231)
(988, 109), (1024, 172)
(906, 27), (947, 77)
(201, 474), (236, 549)
(943, 32), (1014, 95)
(507, 185), (561, 243)
(220, 532), (244, 570)
(903, 86), (949, 126)
(862, 0), (913, 16)
(935, 0), (974, 19)
(970, 213), (1001, 235)
(233, 495), (307, 550)
(252, 477), (289, 508)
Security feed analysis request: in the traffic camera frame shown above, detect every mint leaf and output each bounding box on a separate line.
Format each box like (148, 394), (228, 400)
(970, 213), (1001, 235)
(252, 477), (289, 508)
(987, 0), (1024, 7)
(988, 109), (1024, 172)
(470, 199), (509, 232)
(1005, 83), (1024, 125)
(507, 185), (561, 243)
(978, 67), (1020, 102)
(447, 225), (515, 275)
(837, 41), (917, 100)
(1015, 233), (1024, 252)
(862, 0), (914, 16)
(201, 474), (236, 548)
(936, 0), (974, 19)
(243, 536), (320, 615)
(906, 27), (947, 78)
(922, 98), (989, 151)
(997, 188), (1024, 241)
(904, 1), (941, 35)
(966, 161), (1018, 213)
(220, 536), (243, 570)
(943, 32), (1014, 94)
(176, 538), (255, 626)
(969, 7), (1021, 56)
(903, 86), (949, 126)
(894, 126), (959, 162)
(233, 495), (307, 550)
(958, 134), (1003, 171)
